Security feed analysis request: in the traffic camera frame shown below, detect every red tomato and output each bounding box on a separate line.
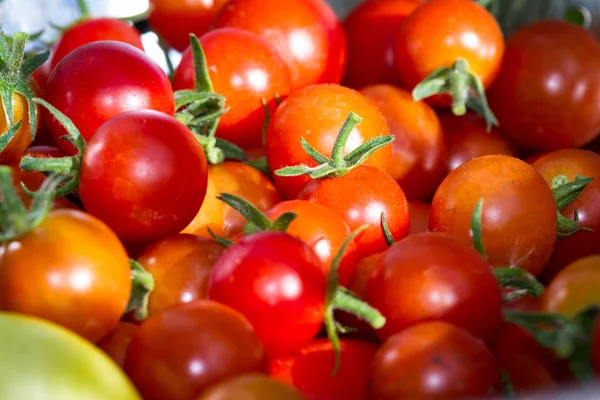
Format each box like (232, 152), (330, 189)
(125, 300), (267, 400)
(197, 374), (306, 400)
(429, 155), (557, 276)
(359, 84), (447, 201)
(408, 201), (430, 235)
(173, 28), (291, 149)
(270, 339), (378, 400)
(180, 174), (225, 238)
(79, 110), (208, 244)
(488, 21), (600, 151)
(44, 41), (174, 155)
(97, 322), (139, 369)
(370, 321), (502, 399)
(266, 84), (392, 199)
(214, 0), (346, 91)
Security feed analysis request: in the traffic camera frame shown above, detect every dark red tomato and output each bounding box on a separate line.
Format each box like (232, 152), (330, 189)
(79, 110), (208, 244)
(343, 0), (422, 89)
(125, 300), (267, 400)
(408, 201), (430, 235)
(44, 41), (174, 155)
(97, 322), (139, 369)
(429, 155), (557, 276)
(300, 165), (409, 260)
(214, 0), (346, 91)
(366, 232), (503, 342)
(266, 84), (392, 200)
(207, 231), (326, 356)
(532, 149), (600, 283)
(197, 373), (306, 400)
(270, 339), (378, 400)
(148, 0), (228, 52)
(137, 234), (225, 317)
(488, 21), (600, 151)
(349, 253), (383, 299)
(370, 321), (502, 399)
(359, 84), (447, 201)
(265, 200), (357, 287)
(439, 112), (517, 173)
(49, 18), (144, 69)
(173, 28), (291, 149)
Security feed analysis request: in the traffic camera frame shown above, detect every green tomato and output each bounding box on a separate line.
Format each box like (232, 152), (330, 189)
(0, 312), (141, 399)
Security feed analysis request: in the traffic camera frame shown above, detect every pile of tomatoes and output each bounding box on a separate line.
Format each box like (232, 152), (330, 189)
(1, 0), (600, 398)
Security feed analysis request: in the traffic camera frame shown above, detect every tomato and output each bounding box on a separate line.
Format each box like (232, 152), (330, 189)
(125, 300), (267, 400)
(173, 28), (291, 149)
(44, 41), (174, 155)
(181, 174), (225, 238)
(265, 200), (356, 287)
(213, 0), (346, 91)
(49, 18), (144, 69)
(97, 322), (139, 369)
(369, 321), (502, 399)
(79, 110), (208, 244)
(197, 374), (305, 400)
(343, 0), (422, 89)
(0, 313), (140, 399)
(0, 209), (131, 343)
(408, 201), (430, 235)
(359, 84), (447, 201)
(1, 98), (34, 164)
(300, 165), (409, 260)
(439, 112), (517, 173)
(266, 84), (392, 199)
(488, 21), (600, 151)
(148, 0), (228, 52)
(349, 253), (383, 299)
(429, 155), (557, 276)
(270, 339), (377, 400)
(137, 234), (225, 317)
(531, 149), (600, 283)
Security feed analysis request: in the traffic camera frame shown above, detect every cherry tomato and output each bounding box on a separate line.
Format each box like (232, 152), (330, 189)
(125, 300), (267, 400)
(343, 0), (422, 89)
(270, 339), (377, 400)
(370, 321), (502, 399)
(0, 209), (131, 343)
(174, 28), (291, 149)
(181, 174), (225, 238)
(408, 201), (430, 235)
(266, 84), (392, 199)
(359, 84), (447, 201)
(196, 374), (305, 400)
(79, 110), (208, 244)
(349, 253), (382, 299)
(97, 322), (139, 369)
(208, 231), (326, 356)
(0, 92), (36, 163)
(429, 155), (557, 276)
(44, 41), (174, 155)
(214, 0), (346, 91)
(265, 200), (356, 287)
(300, 165), (409, 260)
(488, 21), (600, 151)
(137, 234), (225, 317)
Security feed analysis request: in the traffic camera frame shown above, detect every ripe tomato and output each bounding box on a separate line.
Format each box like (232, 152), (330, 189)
(97, 322), (139, 369)
(429, 155), (557, 276)
(44, 41), (174, 155)
(0, 209), (131, 343)
(197, 374), (305, 400)
(408, 201), (430, 235)
(213, 0), (346, 91)
(173, 28), (291, 149)
(270, 339), (378, 400)
(369, 321), (502, 399)
(49, 18), (144, 69)
(181, 175), (225, 238)
(359, 84), (447, 201)
(137, 234), (225, 317)
(0, 92), (36, 163)
(266, 84), (392, 199)
(79, 110), (208, 244)
(125, 300), (267, 400)
(488, 21), (600, 151)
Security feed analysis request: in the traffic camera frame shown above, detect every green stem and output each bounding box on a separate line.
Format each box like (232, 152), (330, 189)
(127, 260), (154, 321)
(330, 112), (362, 167)
(190, 34), (214, 93)
(0, 166), (27, 237)
(470, 198), (487, 258)
(20, 156), (77, 174)
(494, 267), (544, 301)
(216, 193), (297, 233)
(332, 289), (386, 329)
(380, 212), (395, 248)
(7, 33), (27, 79)
(76, 0), (90, 18)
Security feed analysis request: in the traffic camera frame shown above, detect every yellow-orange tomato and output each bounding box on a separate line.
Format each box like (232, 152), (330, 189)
(181, 175), (224, 238)
(0, 93), (35, 163)
(195, 374), (305, 400)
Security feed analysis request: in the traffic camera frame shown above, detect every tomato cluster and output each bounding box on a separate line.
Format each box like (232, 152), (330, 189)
(2, 0), (600, 398)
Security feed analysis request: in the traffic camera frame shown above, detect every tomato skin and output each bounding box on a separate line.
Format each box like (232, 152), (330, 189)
(44, 41), (174, 155)
(49, 18), (144, 69)
(266, 84), (392, 200)
(0, 209), (131, 343)
(196, 374), (305, 400)
(173, 28), (291, 149)
(97, 322), (139, 369)
(270, 339), (377, 400)
(214, 0), (346, 91)
(370, 321), (502, 399)
(408, 201), (430, 235)
(0, 92), (35, 163)
(300, 166), (409, 260)
(181, 174), (225, 238)
(488, 21), (600, 151)
(359, 84), (447, 201)
(429, 155), (557, 276)
(79, 110), (208, 244)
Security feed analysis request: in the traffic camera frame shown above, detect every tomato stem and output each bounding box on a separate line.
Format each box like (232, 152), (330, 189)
(216, 193), (297, 233)
(380, 212), (395, 248)
(330, 112), (362, 167)
(190, 34), (214, 93)
(126, 260), (154, 321)
(76, 0), (91, 18)
(552, 175), (594, 236)
(469, 198), (487, 258)
(494, 267), (544, 302)
(7, 33), (27, 79)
